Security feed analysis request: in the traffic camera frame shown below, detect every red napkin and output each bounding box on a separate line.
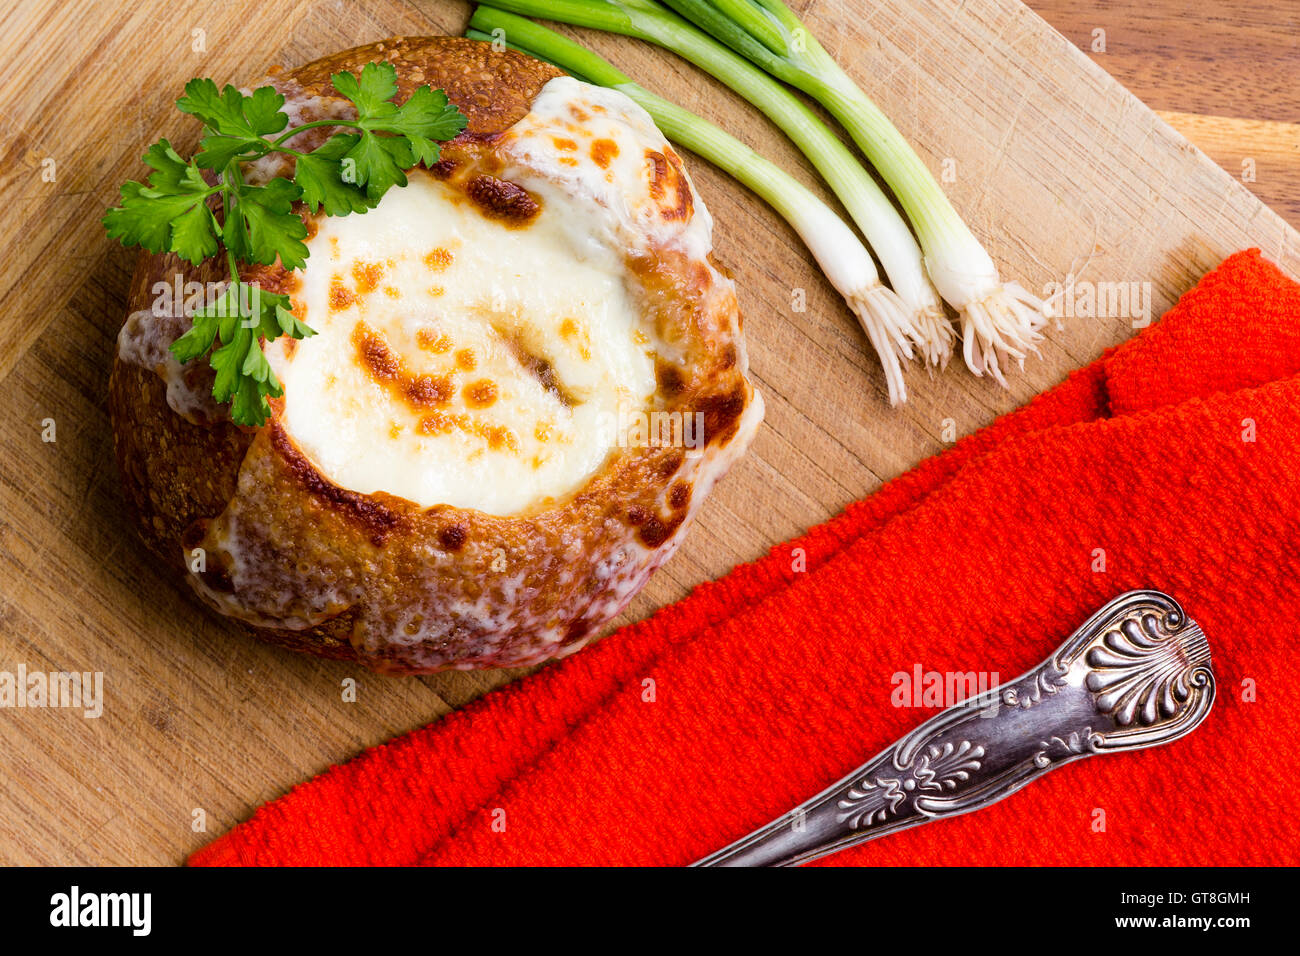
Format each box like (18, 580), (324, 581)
(192, 249), (1300, 867)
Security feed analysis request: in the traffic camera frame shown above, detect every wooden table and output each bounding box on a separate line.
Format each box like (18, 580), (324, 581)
(1029, 0), (1300, 229)
(0, 0), (1295, 864)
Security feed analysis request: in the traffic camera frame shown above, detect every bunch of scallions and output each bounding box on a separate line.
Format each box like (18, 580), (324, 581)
(468, 0), (1049, 402)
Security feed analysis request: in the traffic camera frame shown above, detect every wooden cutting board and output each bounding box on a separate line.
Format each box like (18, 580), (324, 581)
(0, 0), (1295, 864)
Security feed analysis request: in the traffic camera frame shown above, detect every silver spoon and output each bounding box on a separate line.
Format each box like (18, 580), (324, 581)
(695, 589), (1215, 867)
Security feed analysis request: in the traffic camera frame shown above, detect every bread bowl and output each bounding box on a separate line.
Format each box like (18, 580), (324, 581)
(109, 36), (763, 673)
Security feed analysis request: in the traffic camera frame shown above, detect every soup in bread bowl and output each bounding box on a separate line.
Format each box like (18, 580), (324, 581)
(110, 37), (762, 673)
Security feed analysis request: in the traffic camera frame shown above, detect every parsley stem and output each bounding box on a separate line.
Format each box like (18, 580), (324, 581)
(219, 183), (241, 295)
(218, 165), (247, 302)
(269, 119), (359, 147)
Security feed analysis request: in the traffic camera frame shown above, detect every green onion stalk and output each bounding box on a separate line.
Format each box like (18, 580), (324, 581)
(470, 8), (921, 402)
(661, 0), (1048, 384)
(471, 0), (957, 375)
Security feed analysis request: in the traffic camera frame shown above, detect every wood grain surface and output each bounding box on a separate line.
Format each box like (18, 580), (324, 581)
(1028, 0), (1300, 228)
(0, 0), (1295, 864)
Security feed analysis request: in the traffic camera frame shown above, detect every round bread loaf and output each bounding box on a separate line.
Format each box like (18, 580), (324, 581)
(110, 36), (763, 673)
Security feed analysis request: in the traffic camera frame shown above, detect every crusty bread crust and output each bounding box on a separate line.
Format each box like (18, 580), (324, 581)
(109, 37), (761, 672)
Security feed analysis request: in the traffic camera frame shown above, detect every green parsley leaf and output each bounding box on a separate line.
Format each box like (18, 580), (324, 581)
(231, 371), (282, 427)
(169, 304), (222, 366)
(242, 86), (290, 136)
(195, 132), (269, 170)
(175, 79), (248, 134)
(339, 130), (413, 197)
(328, 63), (468, 191)
(275, 302), (315, 340)
(177, 79), (288, 139)
(103, 182), (182, 254)
(330, 61), (400, 117)
(103, 139), (218, 261)
(171, 282), (246, 363)
(210, 325), (251, 403)
(365, 84), (467, 151)
(294, 135), (374, 216)
(104, 186), (216, 263)
(140, 139), (206, 192)
(228, 179), (308, 269)
(170, 202), (220, 263)
(171, 282), (292, 426)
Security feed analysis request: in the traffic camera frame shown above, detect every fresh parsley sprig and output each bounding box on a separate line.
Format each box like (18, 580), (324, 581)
(104, 61), (468, 426)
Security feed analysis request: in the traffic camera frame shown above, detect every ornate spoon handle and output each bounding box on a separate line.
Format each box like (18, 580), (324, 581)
(695, 590), (1215, 867)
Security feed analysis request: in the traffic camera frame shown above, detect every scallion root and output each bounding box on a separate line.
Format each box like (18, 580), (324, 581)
(908, 301), (957, 369)
(958, 281), (1048, 386)
(846, 283), (916, 406)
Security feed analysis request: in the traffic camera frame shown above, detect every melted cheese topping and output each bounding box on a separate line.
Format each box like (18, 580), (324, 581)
(496, 77), (713, 262)
(267, 78), (715, 516)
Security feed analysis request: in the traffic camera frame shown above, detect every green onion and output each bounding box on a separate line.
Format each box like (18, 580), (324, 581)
(470, 7), (918, 402)
(661, 0), (1048, 384)
(472, 0), (956, 371)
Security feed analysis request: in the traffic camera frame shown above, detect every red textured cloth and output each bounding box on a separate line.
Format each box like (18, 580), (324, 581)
(192, 249), (1300, 867)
